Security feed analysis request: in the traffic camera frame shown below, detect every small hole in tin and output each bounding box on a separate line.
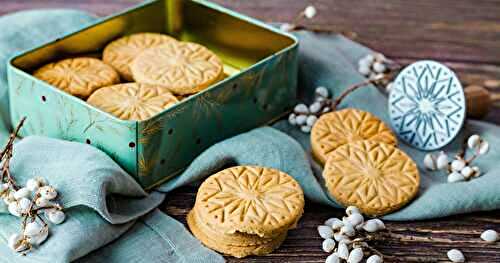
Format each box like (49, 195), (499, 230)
(263, 104), (269, 110)
(160, 159), (165, 165)
(196, 138), (201, 145)
(85, 139), (91, 144)
(232, 83), (238, 90)
(129, 142), (136, 148)
(41, 96), (46, 102)
(253, 97), (258, 104)
(168, 128), (173, 135)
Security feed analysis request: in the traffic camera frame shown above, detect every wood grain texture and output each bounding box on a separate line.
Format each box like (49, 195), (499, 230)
(1, 0), (499, 262)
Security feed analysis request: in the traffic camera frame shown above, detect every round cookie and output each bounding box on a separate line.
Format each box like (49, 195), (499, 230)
(187, 210), (288, 258)
(323, 140), (420, 216)
(87, 83), (178, 121)
(195, 166), (304, 238)
(130, 41), (223, 95)
(34, 57), (120, 98)
(311, 108), (397, 165)
(103, 33), (177, 81)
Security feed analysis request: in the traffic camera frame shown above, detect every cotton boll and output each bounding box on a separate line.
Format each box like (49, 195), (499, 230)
(324, 218), (343, 230)
(28, 227), (48, 246)
(358, 65), (371, 76)
(301, 125), (312, 133)
(24, 221), (44, 237)
(366, 255), (382, 263)
(315, 86), (329, 98)
(478, 141), (489, 155)
(47, 210), (66, 225)
(337, 242), (350, 260)
(318, 225), (334, 239)
(309, 102), (322, 114)
(295, 115), (307, 126)
(372, 62), (386, 73)
(8, 234), (28, 252)
(13, 188), (31, 200)
(0, 183), (9, 194)
(461, 166), (474, 179)
(294, 104), (309, 114)
(467, 134), (481, 149)
(347, 247), (364, 263)
(304, 5), (317, 19)
(346, 213), (364, 227)
(345, 206), (360, 216)
(340, 224), (356, 237)
(325, 253), (340, 263)
(436, 152), (449, 170)
(423, 153), (436, 170)
(322, 238), (336, 253)
(480, 229), (499, 243)
(39, 186), (57, 200)
(451, 159), (466, 172)
(448, 172), (465, 183)
(280, 23), (295, 32)
(288, 113), (297, 126)
(306, 115), (318, 126)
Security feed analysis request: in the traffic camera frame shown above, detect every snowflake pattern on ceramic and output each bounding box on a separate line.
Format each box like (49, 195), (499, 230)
(388, 60), (466, 150)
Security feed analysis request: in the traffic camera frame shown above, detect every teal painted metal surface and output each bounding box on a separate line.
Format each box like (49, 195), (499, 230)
(7, 0), (298, 189)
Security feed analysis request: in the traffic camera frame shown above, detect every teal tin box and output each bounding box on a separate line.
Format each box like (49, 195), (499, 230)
(7, 0), (298, 189)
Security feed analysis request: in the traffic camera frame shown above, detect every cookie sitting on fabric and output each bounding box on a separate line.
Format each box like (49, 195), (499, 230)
(187, 166), (305, 258)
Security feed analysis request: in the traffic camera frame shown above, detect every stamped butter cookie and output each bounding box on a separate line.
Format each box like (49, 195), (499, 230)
(87, 83), (178, 121)
(323, 140), (420, 216)
(130, 42), (223, 95)
(195, 166), (304, 238)
(34, 57), (120, 98)
(187, 210), (287, 258)
(103, 33), (177, 81)
(311, 108), (397, 165)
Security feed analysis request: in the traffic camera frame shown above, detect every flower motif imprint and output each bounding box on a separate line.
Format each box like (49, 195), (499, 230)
(389, 60), (466, 150)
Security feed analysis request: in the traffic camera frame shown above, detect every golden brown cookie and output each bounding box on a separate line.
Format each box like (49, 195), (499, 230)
(323, 140), (420, 216)
(187, 210), (288, 258)
(87, 83), (178, 121)
(130, 42), (223, 95)
(34, 57), (120, 98)
(311, 108), (397, 165)
(190, 207), (284, 246)
(102, 33), (177, 81)
(194, 166), (304, 238)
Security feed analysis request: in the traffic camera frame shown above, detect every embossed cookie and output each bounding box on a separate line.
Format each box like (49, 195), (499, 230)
(194, 166), (304, 238)
(323, 140), (420, 216)
(187, 210), (288, 258)
(34, 57), (120, 98)
(87, 83), (178, 121)
(103, 33), (177, 81)
(130, 42), (223, 95)
(311, 108), (397, 164)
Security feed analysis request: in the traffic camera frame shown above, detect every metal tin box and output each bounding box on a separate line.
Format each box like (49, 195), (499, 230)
(8, 0), (298, 188)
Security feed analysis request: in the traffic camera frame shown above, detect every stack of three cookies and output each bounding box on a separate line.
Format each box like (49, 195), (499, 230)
(188, 166), (305, 258)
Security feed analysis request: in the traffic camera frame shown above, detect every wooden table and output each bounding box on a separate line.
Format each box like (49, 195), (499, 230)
(1, 1), (499, 262)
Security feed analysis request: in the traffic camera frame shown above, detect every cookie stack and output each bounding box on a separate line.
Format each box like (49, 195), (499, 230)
(311, 108), (420, 216)
(187, 166), (305, 258)
(33, 32), (224, 121)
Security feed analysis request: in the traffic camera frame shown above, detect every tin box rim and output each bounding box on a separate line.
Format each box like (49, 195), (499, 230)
(8, 0), (299, 125)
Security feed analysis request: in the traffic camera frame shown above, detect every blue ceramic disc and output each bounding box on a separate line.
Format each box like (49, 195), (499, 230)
(388, 60), (466, 151)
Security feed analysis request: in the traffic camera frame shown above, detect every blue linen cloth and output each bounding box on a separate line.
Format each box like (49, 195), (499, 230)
(1, 7), (500, 263)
